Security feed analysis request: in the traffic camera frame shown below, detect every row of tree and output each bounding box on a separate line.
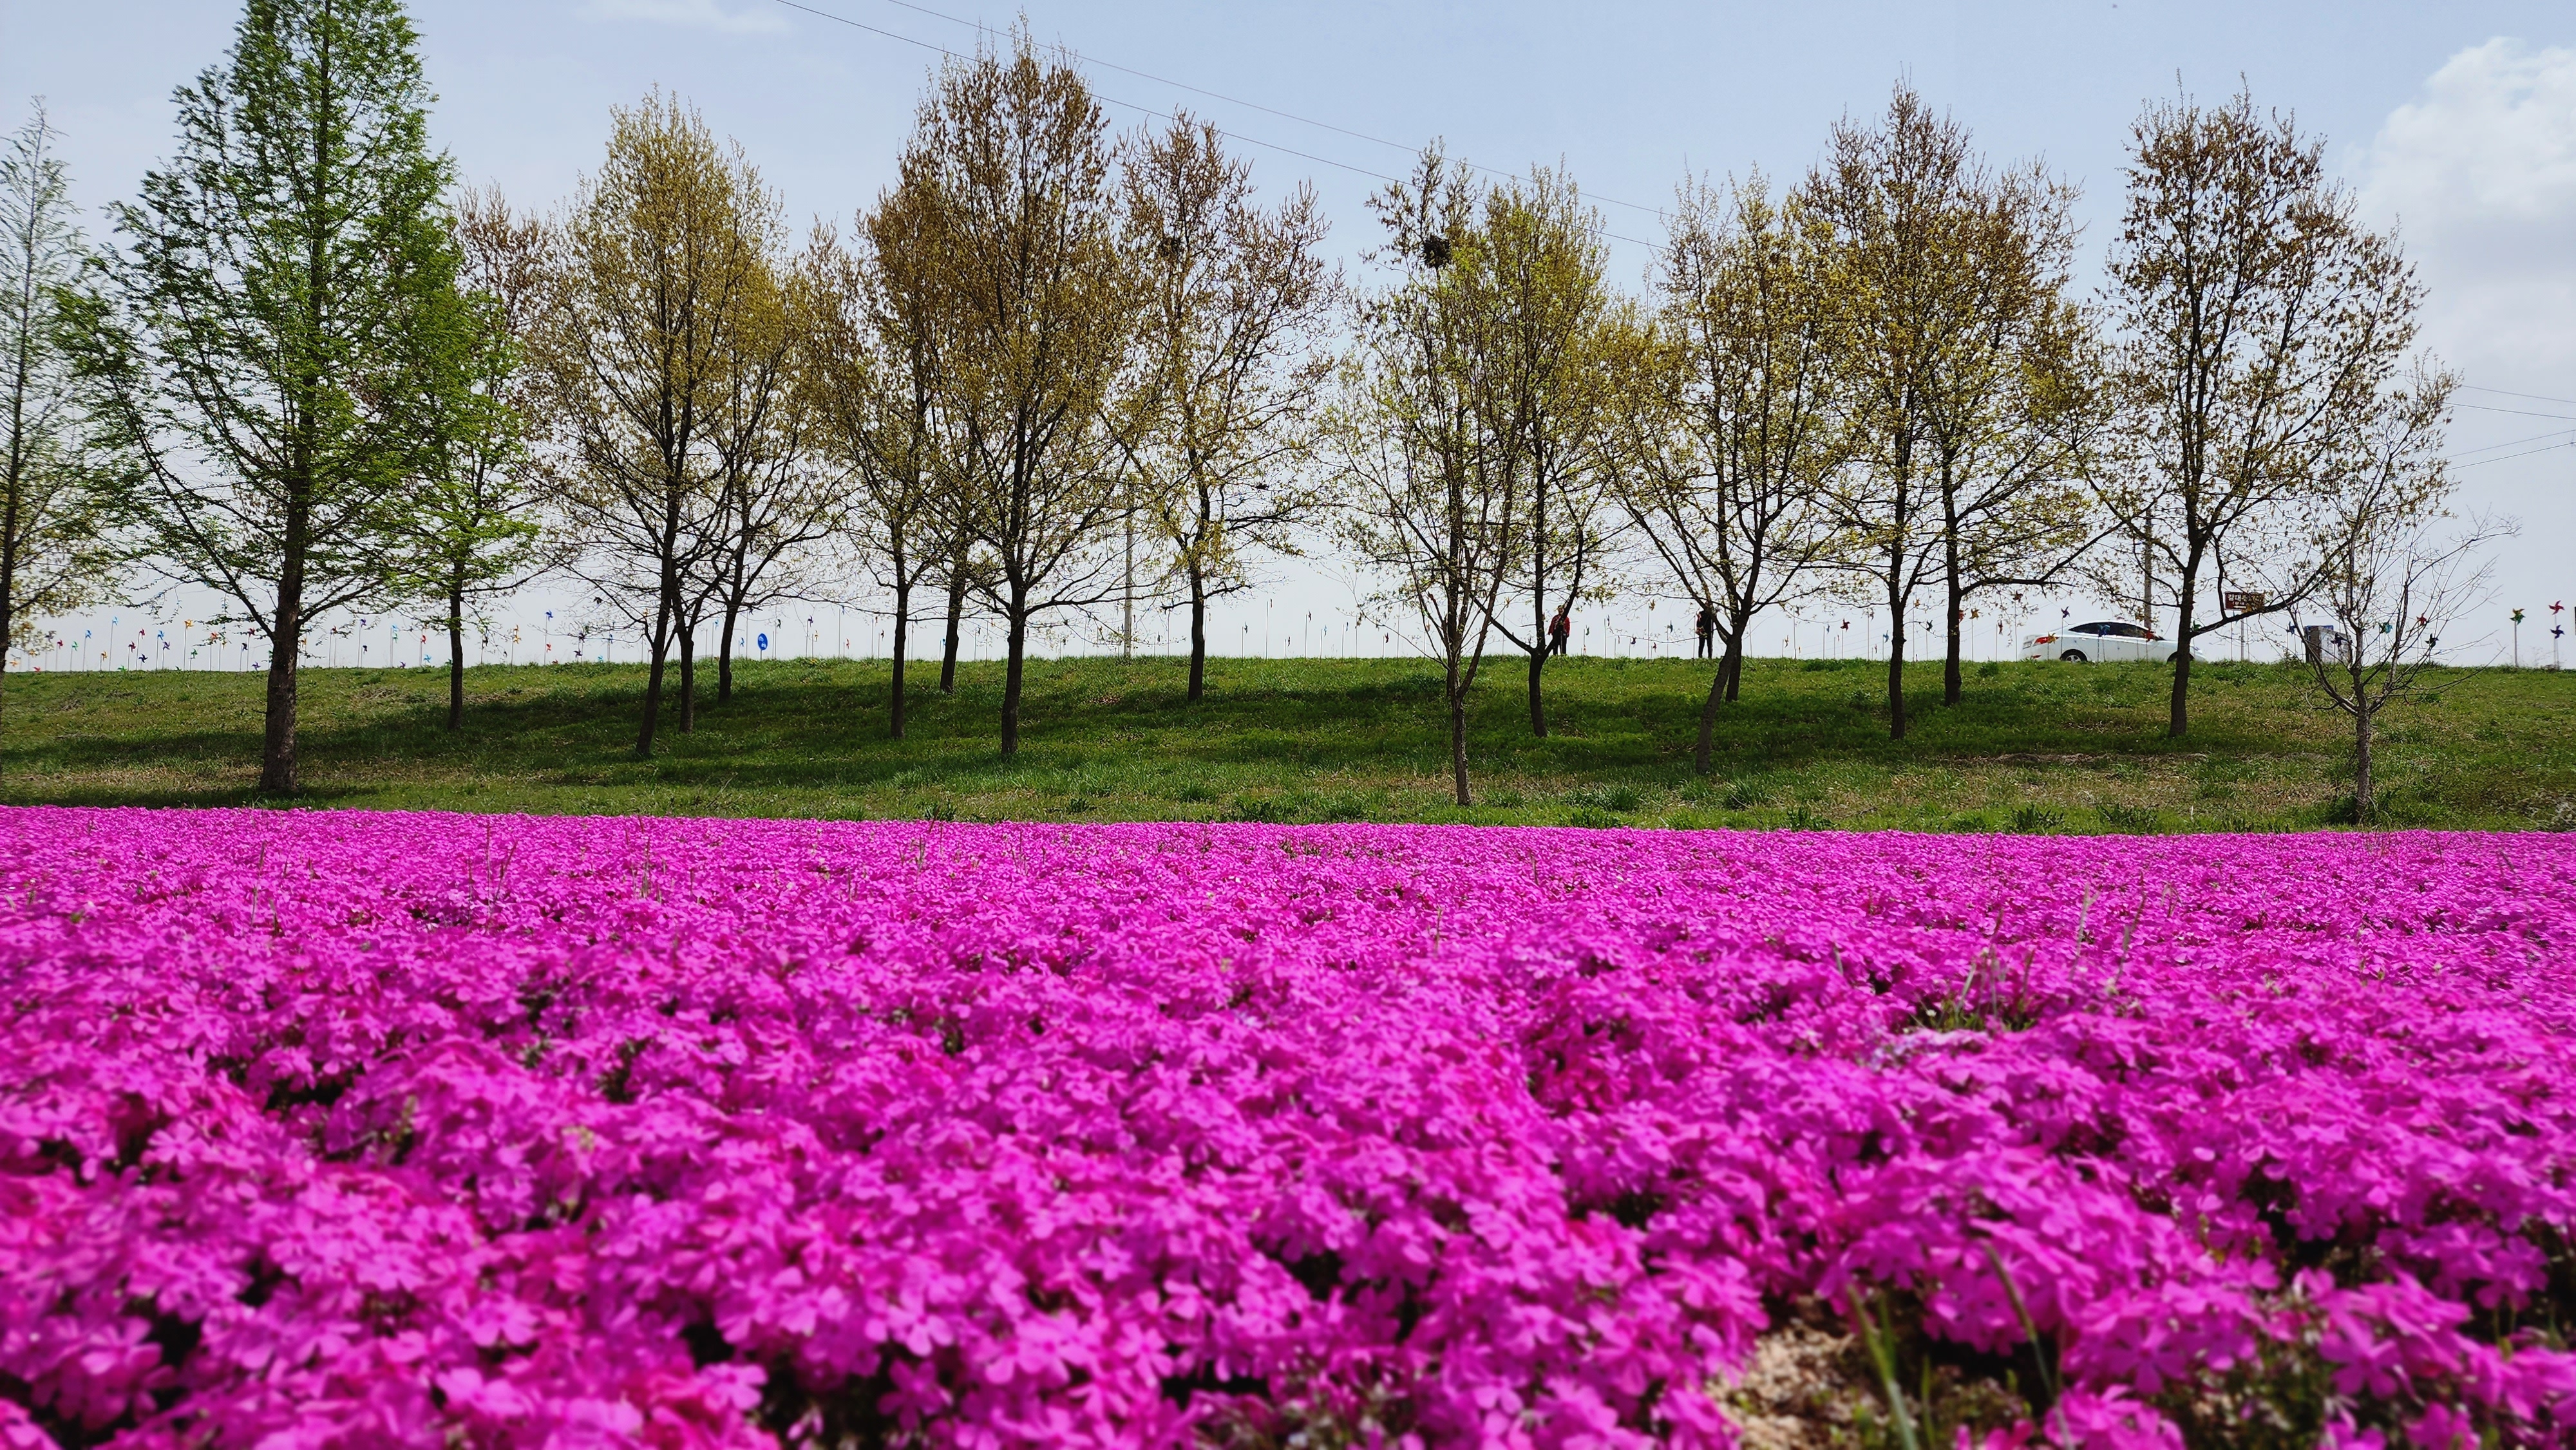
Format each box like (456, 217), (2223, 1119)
(0, 0), (2497, 813)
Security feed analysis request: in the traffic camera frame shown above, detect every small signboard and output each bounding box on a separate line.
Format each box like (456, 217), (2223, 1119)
(2221, 591), (2267, 614)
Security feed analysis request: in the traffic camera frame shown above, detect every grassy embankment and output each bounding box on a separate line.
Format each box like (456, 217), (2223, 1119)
(3, 654), (2569, 831)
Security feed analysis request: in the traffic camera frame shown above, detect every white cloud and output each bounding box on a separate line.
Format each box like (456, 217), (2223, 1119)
(2358, 37), (2576, 385)
(581, 0), (790, 35)
(2358, 39), (2576, 643)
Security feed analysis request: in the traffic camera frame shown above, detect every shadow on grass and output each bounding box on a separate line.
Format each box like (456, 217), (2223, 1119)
(4, 654), (2566, 831)
(4, 657), (2278, 793)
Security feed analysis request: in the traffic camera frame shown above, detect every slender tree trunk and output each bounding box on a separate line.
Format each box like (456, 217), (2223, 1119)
(445, 577), (465, 731)
(717, 596), (739, 705)
(939, 554), (967, 693)
(0, 481), (19, 780)
(999, 590), (1028, 757)
(1941, 464), (1965, 707)
(1186, 563), (1208, 702)
(637, 580), (672, 758)
(1693, 658), (1725, 777)
(1724, 610), (1750, 701)
(2167, 553), (2201, 737)
(1882, 439), (1916, 739)
(260, 500), (310, 793)
(888, 574), (911, 740)
(260, 608), (301, 793)
(2, 234), (27, 778)
(1884, 575), (1909, 742)
(1942, 537), (1965, 707)
(1446, 663), (1471, 807)
(677, 625), (696, 733)
(2353, 702), (2374, 820)
(1526, 489), (1548, 739)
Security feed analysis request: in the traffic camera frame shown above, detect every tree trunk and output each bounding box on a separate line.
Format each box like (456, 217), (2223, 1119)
(1724, 610), (1750, 701)
(1693, 660), (1725, 777)
(445, 578), (465, 731)
(260, 613), (301, 793)
(636, 583), (672, 758)
(940, 557), (967, 693)
(1446, 672), (1471, 808)
(1941, 463), (1964, 707)
(1884, 581), (1908, 742)
(999, 592), (1028, 757)
(2353, 702), (2374, 822)
(1, 248), (24, 778)
(877, 576), (905, 740)
(1526, 489), (1548, 739)
(677, 625), (696, 733)
(1942, 560), (1965, 706)
(259, 502), (310, 794)
(0, 476), (19, 780)
(2166, 556), (2200, 737)
(717, 596), (739, 704)
(1526, 645), (1547, 739)
(1186, 564), (1208, 703)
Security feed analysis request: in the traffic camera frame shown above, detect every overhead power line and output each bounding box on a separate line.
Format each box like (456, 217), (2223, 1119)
(770, 0), (1668, 250)
(2459, 383), (2576, 408)
(2456, 402), (2576, 423)
(2450, 425), (2576, 460)
(2451, 438), (2575, 469)
(772, 1), (1402, 186)
(849, 0), (1675, 220)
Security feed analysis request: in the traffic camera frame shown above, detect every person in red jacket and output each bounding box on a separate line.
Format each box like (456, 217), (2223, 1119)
(1548, 606), (1572, 657)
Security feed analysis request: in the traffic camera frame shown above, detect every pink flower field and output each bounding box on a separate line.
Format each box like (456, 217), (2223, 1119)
(1, 807), (2571, 1449)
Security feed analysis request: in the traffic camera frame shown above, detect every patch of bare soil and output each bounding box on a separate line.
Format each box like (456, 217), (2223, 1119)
(1722, 1323), (1868, 1449)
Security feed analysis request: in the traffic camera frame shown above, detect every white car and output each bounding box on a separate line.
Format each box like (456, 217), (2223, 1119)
(2023, 621), (2173, 663)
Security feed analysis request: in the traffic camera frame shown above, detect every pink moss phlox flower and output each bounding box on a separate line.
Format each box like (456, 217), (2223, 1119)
(1, 811), (2570, 1446)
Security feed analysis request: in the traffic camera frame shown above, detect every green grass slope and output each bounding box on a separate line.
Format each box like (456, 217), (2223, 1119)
(4, 654), (2569, 831)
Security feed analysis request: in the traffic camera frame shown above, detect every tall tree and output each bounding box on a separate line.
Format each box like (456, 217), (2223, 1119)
(2105, 89), (2422, 737)
(1804, 85), (1987, 740)
(807, 224), (946, 738)
(705, 249), (833, 706)
(65, 0), (468, 793)
(1615, 173), (1844, 774)
(1121, 113), (1335, 702)
(1, 102), (115, 770)
(536, 89), (775, 757)
(2296, 368), (2505, 818)
(903, 33), (1145, 757)
(401, 183), (544, 731)
(1472, 167), (1619, 739)
(1915, 163), (2105, 705)
(1335, 149), (1516, 807)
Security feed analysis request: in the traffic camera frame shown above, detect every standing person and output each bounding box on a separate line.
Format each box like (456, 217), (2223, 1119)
(1695, 604), (1717, 660)
(1548, 605), (1572, 657)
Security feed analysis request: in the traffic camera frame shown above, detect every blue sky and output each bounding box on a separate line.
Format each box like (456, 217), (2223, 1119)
(5, 0), (2574, 661)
